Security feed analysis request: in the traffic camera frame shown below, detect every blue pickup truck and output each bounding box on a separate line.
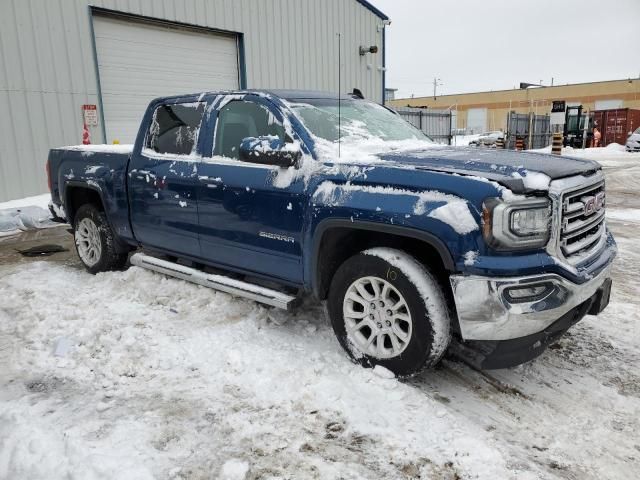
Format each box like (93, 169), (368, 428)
(47, 89), (616, 376)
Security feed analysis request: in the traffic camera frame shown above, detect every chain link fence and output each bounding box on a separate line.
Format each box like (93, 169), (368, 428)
(394, 107), (452, 145)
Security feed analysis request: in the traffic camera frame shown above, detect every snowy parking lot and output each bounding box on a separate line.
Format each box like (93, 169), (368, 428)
(1, 147), (639, 479)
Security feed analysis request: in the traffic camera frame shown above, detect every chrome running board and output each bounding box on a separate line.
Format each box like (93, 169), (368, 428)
(130, 252), (297, 310)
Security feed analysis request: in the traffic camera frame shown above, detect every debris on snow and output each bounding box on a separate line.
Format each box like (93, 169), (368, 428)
(219, 458), (249, 480)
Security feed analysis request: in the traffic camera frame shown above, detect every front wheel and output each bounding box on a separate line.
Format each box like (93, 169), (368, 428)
(327, 248), (451, 377)
(73, 204), (128, 274)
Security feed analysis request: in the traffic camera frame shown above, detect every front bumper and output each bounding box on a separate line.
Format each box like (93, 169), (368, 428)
(450, 262), (613, 341)
(449, 280), (611, 369)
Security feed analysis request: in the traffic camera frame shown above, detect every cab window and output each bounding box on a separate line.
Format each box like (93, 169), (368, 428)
(146, 102), (205, 156)
(214, 100), (286, 159)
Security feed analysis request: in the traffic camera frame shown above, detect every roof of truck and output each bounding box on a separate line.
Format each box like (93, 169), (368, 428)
(155, 89), (362, 105)
(260, 89), (355, 101)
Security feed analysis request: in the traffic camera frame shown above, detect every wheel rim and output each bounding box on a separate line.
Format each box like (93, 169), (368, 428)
(343, 276), (412, 359)
(75, 217), (102, 267)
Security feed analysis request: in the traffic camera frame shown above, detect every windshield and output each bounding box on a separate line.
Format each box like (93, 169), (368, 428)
(289, 99), (432, 143)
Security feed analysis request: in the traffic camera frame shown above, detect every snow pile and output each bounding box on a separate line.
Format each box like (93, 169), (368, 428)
(0, 261), (509, 479)
(452, 134), (481, 146)
(0, 193), (57, 237)
(511, 170), (551, 191)
(0, 410), (154, 479)
(532, 143), (640, 159)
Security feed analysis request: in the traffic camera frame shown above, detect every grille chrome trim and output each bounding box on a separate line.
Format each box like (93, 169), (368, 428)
(562, 209), (605, 236)
(547, 171), (607, 266)
(561, 223), (604, 255)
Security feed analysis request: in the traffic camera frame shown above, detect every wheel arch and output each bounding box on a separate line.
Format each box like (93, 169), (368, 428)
(311, 219), (455, 301)
(64, 181), (107, 225)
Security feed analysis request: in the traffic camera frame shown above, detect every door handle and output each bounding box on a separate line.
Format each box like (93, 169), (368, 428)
(133, 169), (151, 181)
(198, 176), (223, 187)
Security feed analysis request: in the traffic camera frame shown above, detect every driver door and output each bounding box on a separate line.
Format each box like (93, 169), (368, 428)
(196, 96), (306, 284)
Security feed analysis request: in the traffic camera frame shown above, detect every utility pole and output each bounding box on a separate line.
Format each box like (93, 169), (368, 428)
(433, 77), (442, 100)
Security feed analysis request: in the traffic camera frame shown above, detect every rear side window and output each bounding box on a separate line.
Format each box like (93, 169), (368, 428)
(146, 102), (206, 156)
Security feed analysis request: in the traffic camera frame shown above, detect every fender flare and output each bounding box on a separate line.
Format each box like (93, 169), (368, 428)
(63, 180), (132, 253)
(310, 218), (455, 298)
(63, 180), (107, 222)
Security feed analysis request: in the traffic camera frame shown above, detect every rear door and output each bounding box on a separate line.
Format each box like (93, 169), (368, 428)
(128, 100), (206, 257)
(196, 96), (306, 283)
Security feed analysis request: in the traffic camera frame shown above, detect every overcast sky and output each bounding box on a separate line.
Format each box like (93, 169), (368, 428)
(374, 0), (640, 100)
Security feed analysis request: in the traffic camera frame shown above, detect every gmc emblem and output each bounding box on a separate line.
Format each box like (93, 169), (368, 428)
(583, 192), (605, 216)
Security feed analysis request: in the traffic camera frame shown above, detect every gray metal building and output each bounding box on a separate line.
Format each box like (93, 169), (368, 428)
(0, 0), (389, 201)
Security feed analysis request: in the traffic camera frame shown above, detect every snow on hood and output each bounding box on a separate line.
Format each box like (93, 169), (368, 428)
(377, 147), (600, 194)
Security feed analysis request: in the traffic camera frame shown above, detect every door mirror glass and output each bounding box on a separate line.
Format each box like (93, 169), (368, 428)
(239, 136), (301, 168)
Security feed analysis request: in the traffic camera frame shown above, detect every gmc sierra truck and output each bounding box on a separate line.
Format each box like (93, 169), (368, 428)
(47, 90), (616, 376)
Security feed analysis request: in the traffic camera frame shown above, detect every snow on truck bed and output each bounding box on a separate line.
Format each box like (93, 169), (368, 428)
(57, 144), (134, 154)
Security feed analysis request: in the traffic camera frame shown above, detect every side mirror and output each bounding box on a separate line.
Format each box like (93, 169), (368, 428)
(239, 136), (301, 168)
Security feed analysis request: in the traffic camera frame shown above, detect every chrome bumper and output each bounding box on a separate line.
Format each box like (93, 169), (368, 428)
(449, 264), (612, 341)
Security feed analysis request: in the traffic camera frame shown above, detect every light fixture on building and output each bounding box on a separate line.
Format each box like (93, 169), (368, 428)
(359, 45), (378, 56)
(519, 82), (543, 89)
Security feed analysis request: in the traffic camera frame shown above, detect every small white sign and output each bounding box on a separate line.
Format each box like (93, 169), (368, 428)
(550, 111), (565, 125)
(83, 104), (98, 126)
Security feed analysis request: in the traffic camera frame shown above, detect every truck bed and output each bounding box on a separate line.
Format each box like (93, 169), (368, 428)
(48, 144), (135, 241)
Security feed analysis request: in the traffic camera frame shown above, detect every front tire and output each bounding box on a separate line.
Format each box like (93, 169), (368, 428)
(73, 204), (128, 274)
(327, 247), (451, 377)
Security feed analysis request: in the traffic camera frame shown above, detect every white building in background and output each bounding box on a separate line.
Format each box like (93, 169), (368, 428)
(0, 0), (389, 201)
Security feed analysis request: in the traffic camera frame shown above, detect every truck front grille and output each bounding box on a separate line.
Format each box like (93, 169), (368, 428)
(559, 180), (606, 261)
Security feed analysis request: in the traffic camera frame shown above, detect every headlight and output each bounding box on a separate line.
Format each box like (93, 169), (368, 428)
(482, 197), (550, 250)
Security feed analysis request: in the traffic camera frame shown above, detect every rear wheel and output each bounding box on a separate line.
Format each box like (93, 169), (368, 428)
(73, 204), (128, 274)
(327, 247), (451, 377)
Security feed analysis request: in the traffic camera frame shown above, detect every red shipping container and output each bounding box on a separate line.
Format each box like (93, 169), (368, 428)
(592, 108), (640, 147)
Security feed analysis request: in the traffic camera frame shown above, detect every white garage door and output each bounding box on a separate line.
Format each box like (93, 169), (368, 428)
(93, 15), (240, 143)
(467, 108), (487, 134)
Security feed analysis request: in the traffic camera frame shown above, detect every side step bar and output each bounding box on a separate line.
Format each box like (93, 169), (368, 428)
(130, 252), (297, 310)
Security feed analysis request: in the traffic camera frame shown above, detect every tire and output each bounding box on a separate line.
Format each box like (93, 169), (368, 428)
(73, 204), (128, 274)
(327, 247), (451, 377)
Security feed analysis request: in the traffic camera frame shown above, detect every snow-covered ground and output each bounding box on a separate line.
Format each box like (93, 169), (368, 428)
(1, 150), (639, 479)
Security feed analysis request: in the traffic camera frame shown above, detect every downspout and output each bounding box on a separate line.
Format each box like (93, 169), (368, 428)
(381, 24), (386, 105)
(88, 7), (107, 143)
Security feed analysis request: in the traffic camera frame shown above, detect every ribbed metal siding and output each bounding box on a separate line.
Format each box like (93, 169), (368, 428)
(0, 0), (385, 201)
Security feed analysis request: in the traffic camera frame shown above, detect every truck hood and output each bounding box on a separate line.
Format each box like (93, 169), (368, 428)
(377, 147), (601, 194)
